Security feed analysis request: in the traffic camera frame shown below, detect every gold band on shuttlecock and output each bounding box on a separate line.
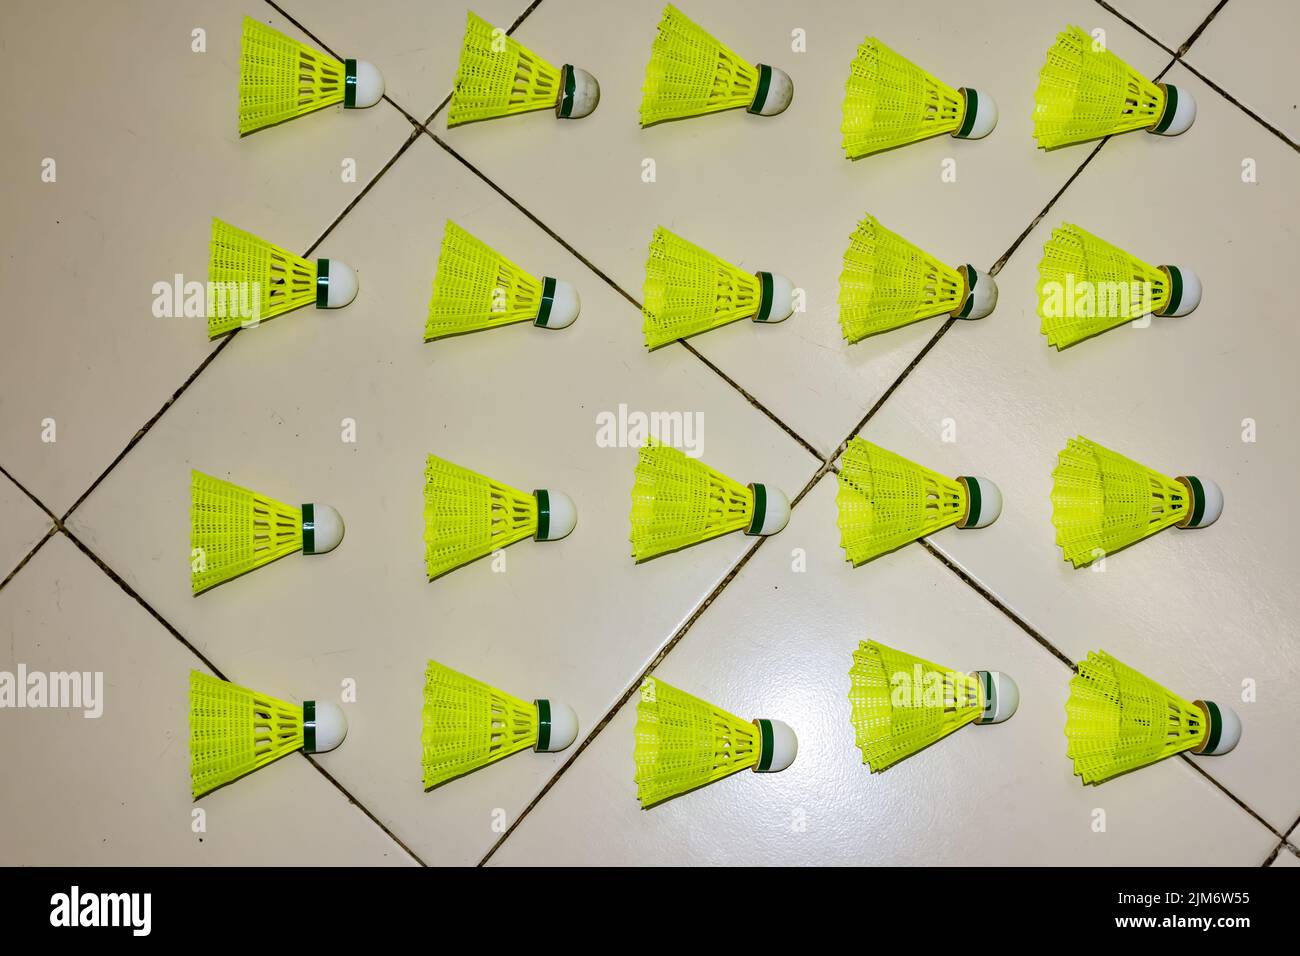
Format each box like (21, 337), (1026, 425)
(950, 265), (976, 319)
(557, 65), (577, 118)
(1174, 475), (1206, 528)
(1193, 700), (1224, 754)
(1155, 265), (1186, 316)
(956, 476), (983, 528)
(1150, 83), (1180, 134)
(753, 718), (775, 771)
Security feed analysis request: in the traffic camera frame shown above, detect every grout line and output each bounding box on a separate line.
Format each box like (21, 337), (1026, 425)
(1176, 754), (1285, 840)
(302, 126), (424, 257)
(479, 465), (832, 865)
(0, 463), (61, 524)
(1092, 0), (1178, 56)
(1178, 0), (1230, 55)
(426, 129), (827, 463)
(58, 336), (237, 524)
(916, 540), (1075, 669)
(260, 0), (425, 130)
(59, 131), (424, 527)
(58, 524), (428, 866)
(1172, 58), (1300, 153)
(424, 0), (546, 127)
(0, 527), (58, 594)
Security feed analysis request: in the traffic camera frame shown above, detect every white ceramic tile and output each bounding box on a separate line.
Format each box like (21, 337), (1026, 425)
(0, 534), (414, 865)
(0, 0), (416, 514)
(1186, 0), (1300, 141)
(857, 62), (1300, 830)
(275, 0), (535, 122)
(1271, 844), (1300, 867)
(490, 476), (1276, 865)
(67, 132), (820, 865)
(0, 473), (52, 582)
(1106, 0), (1221, 50)
(429, 0), (1174, 456)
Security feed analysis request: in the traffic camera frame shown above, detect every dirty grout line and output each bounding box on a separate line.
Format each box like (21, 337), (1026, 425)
(57, 524), (429, 866)
(1177, 0), (1231, 55)
(58, 131), (425, 528)
(1092, 0), (1178, 57)
(425, 128), (827, 464)
(478, 465), (832, 865)
(0, 527), (58, 595)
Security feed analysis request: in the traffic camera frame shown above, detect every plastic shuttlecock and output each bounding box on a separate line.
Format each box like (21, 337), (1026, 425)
(238, 17), (383, 135)
(642, 227), (793, 348)
(839, 214), (997, 343)
(629, 440), (790, 561)
(848, 640), (1018, 772)
(1050, 436), (1222, 568)
(423, 453), (576, 580)
(190, 470), (344, 595)
(421, 660), (578, 790)
(189, 670), (346, 798)
(208, 218), (358, 338)
(1037, 223), (1200, 349)
(842, 36), (996, 159)
(640, 4), (793, 126)
(1033, 25), (1196, 149)
(633, 676), (796, 808)
(425, 221), (579, 341)
(1065, 650), (1240, 785)
(836, 437), (1001, 566)
(447, 11), (599, 127)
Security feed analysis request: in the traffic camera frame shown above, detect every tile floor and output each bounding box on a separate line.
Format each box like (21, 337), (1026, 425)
(0, 0), (1295, 866)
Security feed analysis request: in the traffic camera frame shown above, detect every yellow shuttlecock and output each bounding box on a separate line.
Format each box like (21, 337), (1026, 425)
(421, 660), (578, 790)
(423, 453), (576, 580)
(1033, 25), (1196, 149)
(629, 440), (790, 561)
(1065, 650), (1239, 785)
(238, 16), (383, 135)
(849, 640), (1018, 772)
(1050, 436), (1222, 568)
(633, 676), (796, 808)
(841, 36), (997, 159)
(447, 11), (599, 127)
(642, 227), (793, 349)
(189, 670), (347, 798)
(207, 218), (358, 338)
(838, 214), (997, 343)
(1037, 223), (1201, 349)
(425, 221), (579, 341)
(640, 4), (793, 126)
(836, 437), (1001, 566)
(190, 470), (344, 595)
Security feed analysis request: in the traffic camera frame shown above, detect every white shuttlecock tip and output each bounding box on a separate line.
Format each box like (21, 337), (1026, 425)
(957, 477), (1002, 529)
(1157, 266), (1201, 317)
(955, 88), (997, 139)
(753, 719), (797, 772)
(535, 278), (580, 329)
(746, 483), (791, 537)
(304, 700), (348, 753)
(749, 65), (793, 116)
(302, 503), (345, 554)
(534, 489), (577, 541)
(557, 65), (600, 119)
(975, 671), (1019, 724)
(534, 699), (579, 752)
(1195, 701), (1241, 755)
(754, 272), (794, 324)
(1177, 476), (1223, 528)
(316, 259), (358, 309)
(1151, 84), (1196, 136)
(953, 265), (997, 320)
